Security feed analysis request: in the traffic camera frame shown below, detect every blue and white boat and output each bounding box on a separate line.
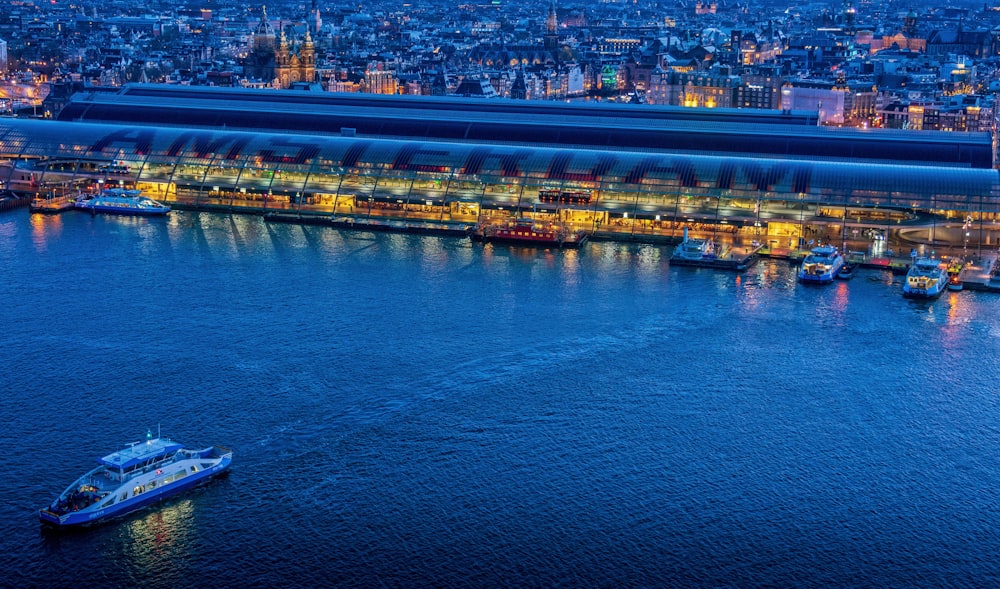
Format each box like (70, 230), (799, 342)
(75, 188), (170, 216)
(39, 431), (232, 528)
(797, 245), (845, 284)
(902, 258), (948, 298)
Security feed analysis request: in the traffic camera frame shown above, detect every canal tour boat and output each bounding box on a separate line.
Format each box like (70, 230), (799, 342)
(75, 188), (171, 216)
(902, 258), (949, 298)
(797, 245), (845, 284)
(39, 431), (232, 528)
(472, 218), (587, 248)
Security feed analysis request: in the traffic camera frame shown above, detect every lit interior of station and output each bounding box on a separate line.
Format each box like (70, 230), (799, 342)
(4, 118), (1000, 251)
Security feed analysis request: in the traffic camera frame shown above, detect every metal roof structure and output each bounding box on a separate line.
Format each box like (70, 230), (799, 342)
(4, 119), (997, 216)
(55, 84), (995, 169)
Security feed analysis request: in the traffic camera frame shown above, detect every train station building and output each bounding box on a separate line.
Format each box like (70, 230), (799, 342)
(6, 87), (1000, 250)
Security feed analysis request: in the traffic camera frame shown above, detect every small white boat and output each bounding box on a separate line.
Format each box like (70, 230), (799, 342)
(902, 258), (948, 298)
(39, 431), (232, 527)
(797, 245), (845, 284)
(672, 237), (718, 261)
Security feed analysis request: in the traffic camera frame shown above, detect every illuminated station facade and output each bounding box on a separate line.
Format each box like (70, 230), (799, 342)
(5, 86), (1000, 250)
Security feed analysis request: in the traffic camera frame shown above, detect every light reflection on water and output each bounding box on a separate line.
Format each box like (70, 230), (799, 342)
(119, 499), (197, 579)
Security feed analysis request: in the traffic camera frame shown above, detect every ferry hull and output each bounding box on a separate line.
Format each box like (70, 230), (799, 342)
(797, 272), (836, 284)
(476, 235), (585, 248)
(83, 205), (170, 217)
(902, 286), (946, 299)
(40, 453), (231, 528)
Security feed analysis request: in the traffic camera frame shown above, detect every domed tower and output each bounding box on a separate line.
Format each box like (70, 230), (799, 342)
(253, 5), (276, 53)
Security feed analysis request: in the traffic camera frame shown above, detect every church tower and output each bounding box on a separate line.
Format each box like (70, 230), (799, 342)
(275, 30), (291, 87)
(300, 30), (316, 83)
(510, 67), (527, 100)
(544, 2), (559, 50)
(903, 9), (918, 37)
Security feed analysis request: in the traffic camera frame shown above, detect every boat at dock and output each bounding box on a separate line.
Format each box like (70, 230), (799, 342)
(39, 431), (232, 528)
(835, 263), (856, 280)
(472, 218), (587, 248)
(669, 228), (759, 271)
(902, 258), (948, 298)
(947, 260), (965, 291)
(797, 245), (844, 284)
(671, 233), (718, 263)
(75, 188), (170, 216)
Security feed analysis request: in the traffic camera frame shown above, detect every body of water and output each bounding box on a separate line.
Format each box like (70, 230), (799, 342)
(2, 210), (1000, 588)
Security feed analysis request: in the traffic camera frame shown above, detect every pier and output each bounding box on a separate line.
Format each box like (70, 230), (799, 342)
(264, 212), (473, 238)
(0, 191), (32, 212)
(29, 196), (76, 214)
(952, 255), (1000, 292)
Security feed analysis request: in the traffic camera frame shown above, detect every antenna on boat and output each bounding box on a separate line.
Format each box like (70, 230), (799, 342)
(157, 423), (161, 440)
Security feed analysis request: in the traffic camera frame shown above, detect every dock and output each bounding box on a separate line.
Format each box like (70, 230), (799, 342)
(1, 192), (33, 212)
(29, 196), (76, 214)
(264, 212), (473, 237)
(953, 255), (1000, 292)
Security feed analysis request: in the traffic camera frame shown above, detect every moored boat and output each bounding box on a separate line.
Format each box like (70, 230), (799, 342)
(75, 188), (171, 216)
(902, 258), (948, 298)
(947, 260), (964, 291)
(39, 431), (232, 528)
(671, 233), (718, 263)
(835, 263), (856, 280)
(472, 218), (586, 248)
(797, 245), (845, 284)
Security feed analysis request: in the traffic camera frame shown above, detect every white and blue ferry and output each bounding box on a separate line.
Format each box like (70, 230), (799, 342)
(797, 245), (845, 284)
(75, 188), (171, 216)
(39, 431), (232, 527)
(903, 258), (949, 298)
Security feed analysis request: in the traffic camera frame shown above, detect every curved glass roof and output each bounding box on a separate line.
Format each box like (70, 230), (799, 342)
(2, 118), (997, 207)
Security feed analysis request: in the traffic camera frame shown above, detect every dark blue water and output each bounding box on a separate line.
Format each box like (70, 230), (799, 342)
(2, 210), (1000, 588)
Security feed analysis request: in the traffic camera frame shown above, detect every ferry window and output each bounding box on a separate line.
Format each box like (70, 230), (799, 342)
(120, 492), (128, 501)
(190, 465), (198, 473)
